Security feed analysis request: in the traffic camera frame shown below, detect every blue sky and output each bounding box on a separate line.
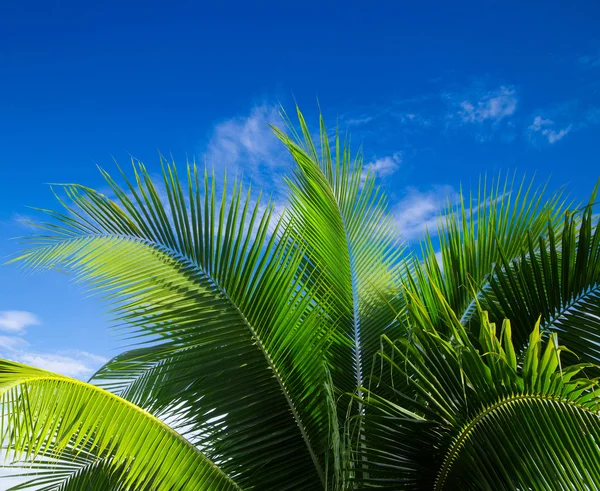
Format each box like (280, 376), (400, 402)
(1, 0), (599, 379)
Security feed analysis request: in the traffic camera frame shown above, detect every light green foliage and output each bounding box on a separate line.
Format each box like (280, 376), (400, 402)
(0, 360), (239, 490)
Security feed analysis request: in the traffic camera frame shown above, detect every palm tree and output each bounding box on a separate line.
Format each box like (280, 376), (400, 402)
(2, 108), (599, 490)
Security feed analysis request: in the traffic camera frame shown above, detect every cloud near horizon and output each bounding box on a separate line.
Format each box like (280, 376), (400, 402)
(0, 310), (107, 379)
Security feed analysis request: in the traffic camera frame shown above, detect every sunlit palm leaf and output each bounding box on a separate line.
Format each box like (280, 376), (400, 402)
(272, 107), (404, 403)
(12, 163), (330, 489)
(0, 359), (240, 491)
(3, 448), (122, 491)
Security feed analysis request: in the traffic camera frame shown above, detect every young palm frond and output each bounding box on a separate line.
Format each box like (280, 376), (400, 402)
(361, 291), (600, 489)
(481, 191), (600, 361)
(0, 359), (240, 490)
(405, 173), (570, 334)
(273, 108), (405, 406)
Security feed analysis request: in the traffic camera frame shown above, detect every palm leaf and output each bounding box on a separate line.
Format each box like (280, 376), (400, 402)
(482, 188), (600, 362)
(12, 162), (330, 489)
(405, 173), (569, 333)
(360, 290), (600, 489)
(272, 107), (404, 404)
(0, 359), (240, 491)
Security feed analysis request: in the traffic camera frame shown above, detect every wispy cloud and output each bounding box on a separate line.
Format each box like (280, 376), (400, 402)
(455, 86), (517, 124)
(0, 335), (29, 351)
(587, 107), (600, 124)
(393, 111), (433, 127)
(528, 116), (572, 144)
(14, 352), (107, 378)
(579, 49), (600, 68)
(0, 311), (107, 379)
(393, 185), (458, 242)
(444, 85), (518, 127)
(203, 104), (291, 196)
(11, 213), (37, 230)
(364, 152), (402, 179)
(1, 347), (108, 379)
(344, 114), (375, 126)
(0, 311), (40, 334)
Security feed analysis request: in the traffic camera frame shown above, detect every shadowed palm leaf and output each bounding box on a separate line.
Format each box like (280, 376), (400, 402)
(361, 291), (600, 489)
(481, 193), (600, 360)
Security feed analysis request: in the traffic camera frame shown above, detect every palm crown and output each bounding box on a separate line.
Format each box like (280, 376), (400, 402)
(2, 108), (600, 490)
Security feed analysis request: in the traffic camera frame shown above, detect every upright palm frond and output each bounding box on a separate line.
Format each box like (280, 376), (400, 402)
(361, 291), (600, 489)
(0, 359), (240, 491)
(406, 174), (569, 333)
(272, 108), (404, 406)
(12, 162), (331, 489)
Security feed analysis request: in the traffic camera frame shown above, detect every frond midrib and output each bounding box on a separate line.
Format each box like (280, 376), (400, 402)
(542, 282), (600, 332)
(32, 232), (326, 487)
(434, 393), (600, 490)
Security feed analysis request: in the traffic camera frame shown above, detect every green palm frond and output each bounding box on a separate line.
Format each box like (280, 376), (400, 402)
(12, 162), (331, 489)
(3, 447), (122, 491)
(361, 289), (600, 489)
(6, 106), (599, 490)
(482, 188), (600, 360)
(406, 173), (569, 332)
(0, 359), (240, 491)
(272, 107), (404, 404)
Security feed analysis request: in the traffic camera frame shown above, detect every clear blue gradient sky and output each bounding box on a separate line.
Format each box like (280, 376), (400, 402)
(1, 0), (599, 378)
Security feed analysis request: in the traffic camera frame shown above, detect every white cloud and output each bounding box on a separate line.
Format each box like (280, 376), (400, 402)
(528, 116), (572, 144)
(394, 111), (433, 126)
(344, 114), (375, 126)
(393, 185), (458, 242)
(15, 353), (92, 378)
(0, 308), (107, 379)
(0, 335), (29, 351)
(364, 152), (402, 179)
(74, 350), (109, 365)
(456, 86), (518, 124)
(0, 311), (40, 334)
(8, 351), (108, 379)
(203, 104), (291, 195)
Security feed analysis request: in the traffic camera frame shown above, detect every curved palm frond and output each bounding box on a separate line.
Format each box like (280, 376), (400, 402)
(0, 359), (240, 491)
(2, 449), (122, 491)
(360, 289), (600, 489)
(12, 162), (331, 489)
(481, 189), (600, 360)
